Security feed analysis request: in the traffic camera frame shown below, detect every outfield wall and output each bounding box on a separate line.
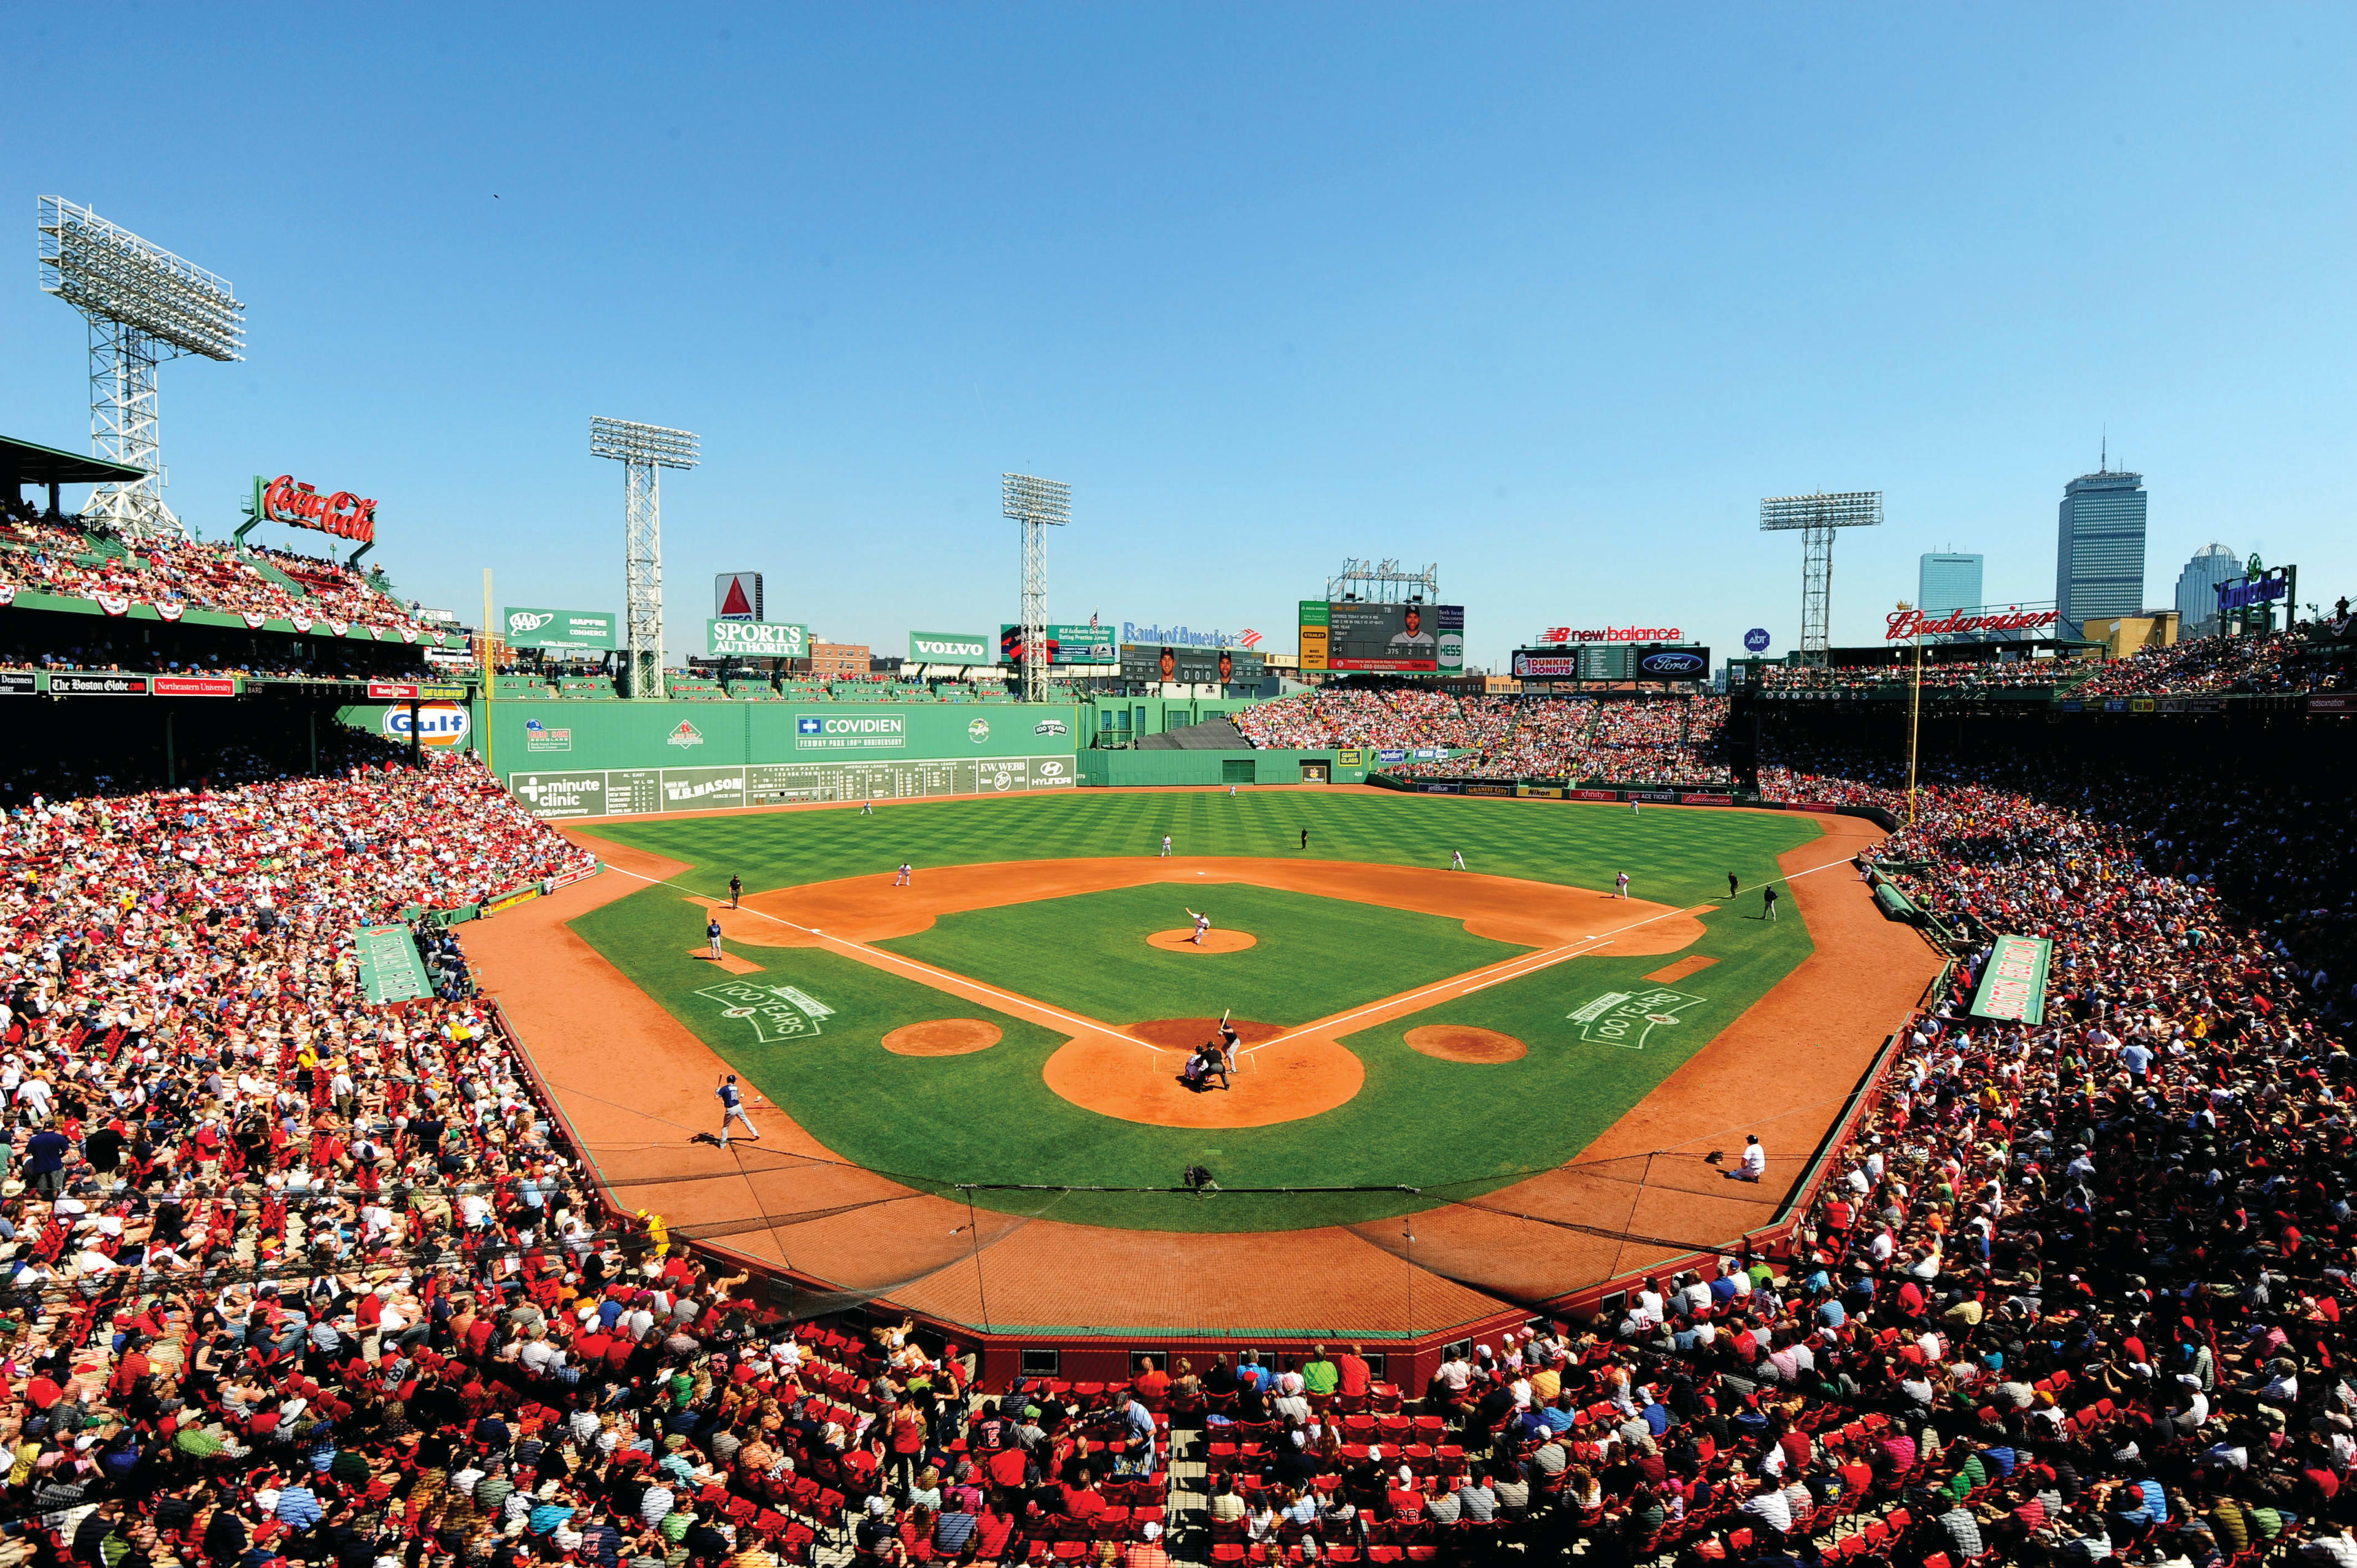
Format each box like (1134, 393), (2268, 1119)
(338, 698), (1083, 816)
(1075, 748), (1370, 787)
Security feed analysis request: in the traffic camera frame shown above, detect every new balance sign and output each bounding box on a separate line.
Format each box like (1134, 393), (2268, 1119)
(908, 631), (992, 665)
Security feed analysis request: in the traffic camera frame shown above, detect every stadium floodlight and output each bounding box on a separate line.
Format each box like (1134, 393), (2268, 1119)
(37, 196), (246, 544)
(1003, 474), (1070, 703)
(1759, 490), (1883, 666)
(592, 417), (700, 700)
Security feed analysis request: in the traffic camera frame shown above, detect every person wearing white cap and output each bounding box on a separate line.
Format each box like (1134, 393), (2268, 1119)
(1123, 1521), (1169, 1568)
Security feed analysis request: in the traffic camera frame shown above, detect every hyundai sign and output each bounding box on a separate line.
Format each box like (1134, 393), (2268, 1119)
(1635, 647), (1710, 680)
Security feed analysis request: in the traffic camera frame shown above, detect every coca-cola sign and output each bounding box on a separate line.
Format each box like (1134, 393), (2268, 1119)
(261, 474), (377, 544)
(1886, 607), (2057, 641)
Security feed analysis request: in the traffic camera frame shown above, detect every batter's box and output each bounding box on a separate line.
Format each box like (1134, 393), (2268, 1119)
(699, 981), (836, 1043)
(1566, 987), (1705, 1049)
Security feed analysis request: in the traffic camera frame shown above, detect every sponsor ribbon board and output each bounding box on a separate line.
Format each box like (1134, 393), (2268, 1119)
(1968, 933), (2051, 1024)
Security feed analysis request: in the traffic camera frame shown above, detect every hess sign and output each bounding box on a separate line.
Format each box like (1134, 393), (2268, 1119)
(260, 474), (377, 544)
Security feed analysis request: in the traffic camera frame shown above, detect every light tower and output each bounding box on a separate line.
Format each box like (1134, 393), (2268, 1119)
(37, 197), (246, 544)
(1002, 473), (1070, 703)
(592, 417), (699, 700)
(1759, 490), (1883, 666)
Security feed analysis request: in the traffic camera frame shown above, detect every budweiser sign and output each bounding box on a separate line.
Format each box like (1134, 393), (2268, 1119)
(1885, 607), (2058, 641)
(261, 474), (377, 544)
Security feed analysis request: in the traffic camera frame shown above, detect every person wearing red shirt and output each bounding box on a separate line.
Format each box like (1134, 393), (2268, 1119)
(1335, 1345), (1372, 1400)
(1131, 1356), (1169, 1404)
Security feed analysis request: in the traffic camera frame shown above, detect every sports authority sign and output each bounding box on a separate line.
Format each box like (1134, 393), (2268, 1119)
(1566, 987), (1706, 1049)
(1968, 933), (2051, 1024)
(908, 631), (993, 665)
(708, 620), (808, 658)
(504, 608), (617, 652)
(795, 713), (905, 751)
(254, 474), (376, 545)
(715, 573), (764, 621)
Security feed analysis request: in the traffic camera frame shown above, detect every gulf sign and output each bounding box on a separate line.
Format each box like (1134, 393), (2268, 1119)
(384, 702), (471, 749)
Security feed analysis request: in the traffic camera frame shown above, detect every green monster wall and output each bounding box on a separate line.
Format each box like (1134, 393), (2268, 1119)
(339, 699), (1082, 818)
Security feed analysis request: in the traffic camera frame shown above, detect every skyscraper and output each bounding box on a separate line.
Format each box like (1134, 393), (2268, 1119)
(1918, 553), (1984, 617)
(2175, 543), (2242, 638)
(2054, 466), (2147, 633)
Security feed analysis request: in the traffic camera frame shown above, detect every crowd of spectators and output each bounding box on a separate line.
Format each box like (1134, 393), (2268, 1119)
(2, 606), (2354, 1568)
(2075, 623), (2357, 699)
(0, 514), (425, 638)
(1242, 693), (1733, 786)
(1759, 662), (2088, 695)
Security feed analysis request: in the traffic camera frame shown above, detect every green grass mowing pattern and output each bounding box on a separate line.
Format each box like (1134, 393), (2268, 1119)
(879, 883), (1526, 1028)
(585, 789), (1822, 911)
(567, 791), (1826, 1232)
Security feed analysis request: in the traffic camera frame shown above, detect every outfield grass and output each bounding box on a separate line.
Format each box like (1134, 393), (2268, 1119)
(568, 789), (1823, 1232)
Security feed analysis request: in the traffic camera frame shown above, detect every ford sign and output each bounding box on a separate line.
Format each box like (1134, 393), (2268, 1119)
(1636, 648), (1709, 679)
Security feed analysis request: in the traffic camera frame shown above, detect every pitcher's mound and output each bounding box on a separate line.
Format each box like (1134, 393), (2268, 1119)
(1146, 928), (1258, 953)
(882, 1019), (1003, 1057)
(1405, 1025), (1528, 1064)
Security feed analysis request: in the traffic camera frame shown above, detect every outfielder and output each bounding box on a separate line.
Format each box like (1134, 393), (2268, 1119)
(1161, 834), (1173, 858)
(1450, 849), (1466, 871)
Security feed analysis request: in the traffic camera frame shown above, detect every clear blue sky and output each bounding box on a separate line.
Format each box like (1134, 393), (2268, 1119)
(4, 5), (2351, 669)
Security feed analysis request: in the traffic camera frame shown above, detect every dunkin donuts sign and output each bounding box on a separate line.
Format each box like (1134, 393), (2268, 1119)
(258, 474), (377, 544)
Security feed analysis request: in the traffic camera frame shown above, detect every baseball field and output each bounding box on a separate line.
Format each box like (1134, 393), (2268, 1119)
(549, 787), (1830, 1235)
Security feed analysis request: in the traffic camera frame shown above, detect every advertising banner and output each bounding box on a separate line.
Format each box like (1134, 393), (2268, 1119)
(1304, 601), (1465, 673)
(715, 573), (764, 621)
(998, 624), (1119, 666)
(907, 631), (993, 665)
(1118, 644), (1267, 684)
(1969, 933), (2051, 1024)
(1512, 652), (1581, 679)
(506, 756), (1075, 818)
(1677, 792), (1735, 806)
(49, 674), (149, 695)
(1636, 647), (1711, 680)
(709, 620), (808, 658)
(1569, 788), (1621, 801)
(505, 608), (617, 651)
(350, 925), (433, 1005)
(385, 703), (472, 749)
(153, 676), (236, 697)
(255, 474), (377, 546)
(1517, 784), (1565, 798)
(0, 673), (36, 696)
